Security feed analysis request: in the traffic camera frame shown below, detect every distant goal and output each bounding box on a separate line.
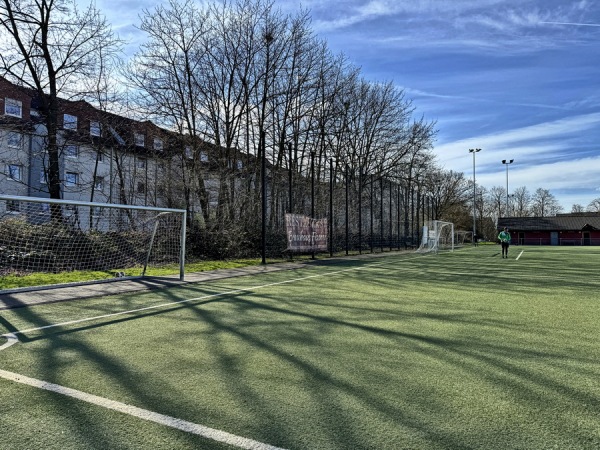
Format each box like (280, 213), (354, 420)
(416, 220), (455, 254)
(0, 195), (186, 285)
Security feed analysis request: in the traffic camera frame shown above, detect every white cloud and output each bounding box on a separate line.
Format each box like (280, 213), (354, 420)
(478, 155), (600, 190)
(435, 112), (600, 165)
(436, 113), (600, 209)
(541, 21), (600, 27)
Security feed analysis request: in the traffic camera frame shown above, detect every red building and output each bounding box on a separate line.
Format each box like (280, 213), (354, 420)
(497, 213), (600, 246)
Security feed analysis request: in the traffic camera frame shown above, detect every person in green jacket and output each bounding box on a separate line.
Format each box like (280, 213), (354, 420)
(498, 227), (511, 258)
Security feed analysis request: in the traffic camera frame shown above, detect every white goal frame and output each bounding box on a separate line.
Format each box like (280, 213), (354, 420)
(416, 220), (455, 254)
(0, 195), (186, 284)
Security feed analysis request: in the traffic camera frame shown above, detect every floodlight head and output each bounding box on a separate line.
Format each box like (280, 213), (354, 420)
(502, 159), (506, 163)
(469, 148), (481, 153)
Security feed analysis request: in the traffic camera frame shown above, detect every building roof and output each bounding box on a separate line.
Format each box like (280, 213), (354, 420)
(498, 214), (600, 231)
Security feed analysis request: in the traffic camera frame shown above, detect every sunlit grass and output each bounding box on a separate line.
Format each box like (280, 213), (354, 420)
(0, 250), (372, 290)
(0, 259), (265, 290)
(2, 247), (599, 449)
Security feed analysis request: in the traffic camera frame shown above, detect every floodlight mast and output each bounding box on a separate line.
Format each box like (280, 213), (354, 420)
(469, 148), (481, 243)
(502, 159), (514, 216)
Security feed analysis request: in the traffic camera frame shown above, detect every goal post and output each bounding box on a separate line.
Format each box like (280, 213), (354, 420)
(416, 220), (455, 254)
(0, 195), (186, 284)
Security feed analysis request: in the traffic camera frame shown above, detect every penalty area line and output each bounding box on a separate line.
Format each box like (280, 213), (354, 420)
(0, 368), (286, 450)
(516, 251), (524, 261)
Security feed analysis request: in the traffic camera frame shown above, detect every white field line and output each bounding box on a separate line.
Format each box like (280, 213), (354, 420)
(0, 257), (409, 449)
(0, 333), (18, 351)
(0, 368), (286, 450)
(0, 260), (398, 344)
(516, 251), (524, 261)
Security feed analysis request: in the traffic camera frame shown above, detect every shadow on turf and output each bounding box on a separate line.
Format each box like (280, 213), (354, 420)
(1, 287), (234, 449)
(4, 251), (600, 449)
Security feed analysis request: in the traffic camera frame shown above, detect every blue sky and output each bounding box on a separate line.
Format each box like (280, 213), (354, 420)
(97, 0), (600, 210)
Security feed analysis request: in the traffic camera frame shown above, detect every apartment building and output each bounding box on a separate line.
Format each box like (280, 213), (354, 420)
(1, 76), (178, 206)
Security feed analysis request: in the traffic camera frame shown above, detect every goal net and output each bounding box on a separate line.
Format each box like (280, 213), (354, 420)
(0, 195), (186, 284)
(416, 220), (455, 253)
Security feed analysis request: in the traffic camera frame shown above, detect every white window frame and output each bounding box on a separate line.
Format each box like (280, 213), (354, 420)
(5, 98), (22, 118)
(63, 114), (78, 130)
(7, 131), (22, 149)
(7, 164), (23, 181)
(90, 121), (101, 137)
(64, 144), (78, 159)
(134, 133), (145, 147)
(153, 138), (163, 151)
(64, 204), (78, 217)
(65, 172), (79, 187)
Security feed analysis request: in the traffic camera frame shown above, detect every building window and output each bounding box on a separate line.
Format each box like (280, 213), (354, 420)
(63, 114), (78, 130)
(185, 146), (193, 159)
(7, 164), (23, 181)
(6, 200), (19, 212)
(65, 172), (79, 187)
(40, 168), (47, 184)
(137, 157), (146, 169)
(64, 144), (78, 158)
(90, 121), (101, 137)
(94, 176), (104, 190)
(237, 159), (243, 170)
(64, 204), (78, 217)
(200, 151), (208, 162)
(5, 98), (22, 118)
(137, 181), (145, 194)
(7, 132), (22, 148)
(153, 138), (163, 151)
(134, 133), (145, 147)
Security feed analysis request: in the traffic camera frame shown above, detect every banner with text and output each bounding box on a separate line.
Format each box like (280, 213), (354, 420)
(285, 213), (328, 252)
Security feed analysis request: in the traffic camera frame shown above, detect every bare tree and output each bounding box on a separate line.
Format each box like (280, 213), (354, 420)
(127, 0), (212, 226)
(0, 0), (121, 205)
(487, 186), (506, 220)
(124, 0), (438, 254)
(587, 198), (600, 212)
(571, 203), (585, 213)
(427, 169), (470, 223)
(512, 186), (531, 216)
(531, 188), (562, 217)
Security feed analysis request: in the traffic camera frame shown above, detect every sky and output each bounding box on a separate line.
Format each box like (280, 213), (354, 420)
(95, 0), (600, 211)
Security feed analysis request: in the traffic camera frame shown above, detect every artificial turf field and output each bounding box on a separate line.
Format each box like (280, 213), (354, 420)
(1, 245), (599, 449)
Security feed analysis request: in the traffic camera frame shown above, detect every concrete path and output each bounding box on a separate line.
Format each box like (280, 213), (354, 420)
(0, 251), (406, 310)
(0, 262), (306, 310)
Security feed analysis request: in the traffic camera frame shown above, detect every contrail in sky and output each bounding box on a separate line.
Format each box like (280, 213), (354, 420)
(541, 21), (600, 27)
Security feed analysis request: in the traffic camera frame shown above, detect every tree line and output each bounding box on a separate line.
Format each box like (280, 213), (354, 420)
(2, 0), (597, 257)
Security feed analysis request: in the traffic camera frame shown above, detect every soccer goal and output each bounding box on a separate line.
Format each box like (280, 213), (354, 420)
(415, 220), (455, 253)
(0, 195), (186, 284)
